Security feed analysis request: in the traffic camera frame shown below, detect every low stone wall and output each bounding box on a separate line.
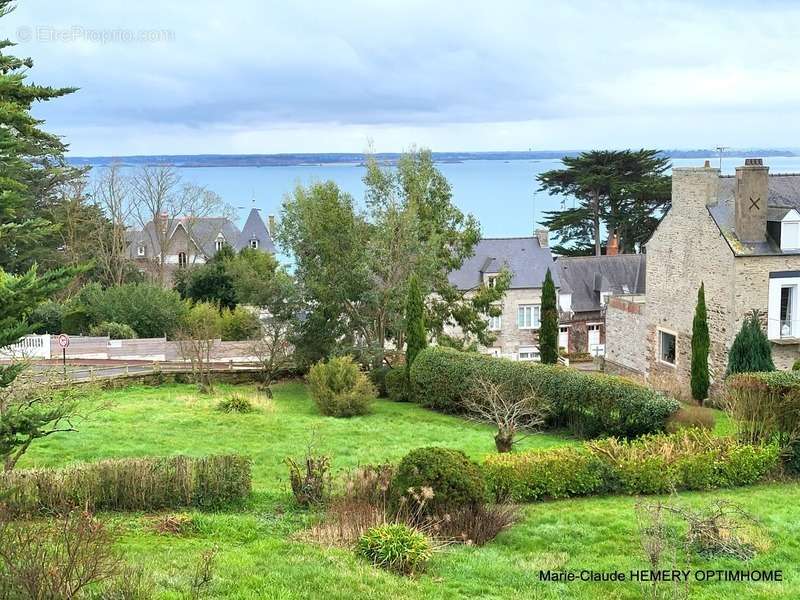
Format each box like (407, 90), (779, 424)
(605, 297), (648, 377)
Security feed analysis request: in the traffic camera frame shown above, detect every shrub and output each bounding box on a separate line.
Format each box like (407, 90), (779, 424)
(438, 504), (519, 546)
(726, 311), (775, 375)
(385, 367), (410, 402)
(369, 365), (392, 398)
(391, 447), (486, 516)
(27, 300), (65, 334)
(691, 283), (710, 401)
(483, 430), (778, 503)
(89, 320), (138, 339)
(286, 453), (331, 506)
(665, 405), (716, 433)
(410, 347), (678, 438)
(357, 524), (432, 575)
(149, 513), (197, 536)
(0, 455), (251, 514)
(220, 307), (262, 341)
(308, 356), (376, 417)
(217, 393), (253, 413)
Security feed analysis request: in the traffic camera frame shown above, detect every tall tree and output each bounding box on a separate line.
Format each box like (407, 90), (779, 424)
(691, 282), (710, 402)
(539, 268), (559, 364)
(404, 274), (426, 375)
(537, 150), (670, 256)
(0, 1), (85, 273)
(726, 311), (775, 376)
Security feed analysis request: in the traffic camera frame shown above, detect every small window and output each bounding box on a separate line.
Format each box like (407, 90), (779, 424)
(488, 315), (502, 331)
(178, 252), (187, 268)
(137, 244), (145, 257)
(658, 330), (676, 366)
(517, 304), (541, 329)
(780, 285), (795, 337)
(486, 274), (499, 288)
(250, 239), (259, 249)
(215, 236), (225, 252)
(518, 346), (540, 361)
(782, 222), (800, 250)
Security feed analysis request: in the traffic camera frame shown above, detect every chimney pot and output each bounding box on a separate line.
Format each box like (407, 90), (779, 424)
(704, 160), (711, 168)
(745, 158), (763, 166)
(268, 214), (276, 237)
(534, 227), (549, 248)
(607, 231), (619, 256)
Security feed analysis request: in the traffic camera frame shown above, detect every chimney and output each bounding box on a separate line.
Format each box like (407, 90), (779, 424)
(268, 214), (276, 237)
(535, 227), (549, 248)
(735, 158), (769, 242)
(670, 163), (720, 218)
(607, 231), (619, 256)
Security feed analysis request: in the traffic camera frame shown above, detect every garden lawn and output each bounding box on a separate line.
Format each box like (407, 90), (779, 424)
(18, 382), (800, 599)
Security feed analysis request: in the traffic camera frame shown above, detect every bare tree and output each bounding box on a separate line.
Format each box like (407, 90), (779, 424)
(177, 302), (222, 394)
(90, 163), (136, 287)
(464, 377), (550, 452)
(249, 316), (295, 397)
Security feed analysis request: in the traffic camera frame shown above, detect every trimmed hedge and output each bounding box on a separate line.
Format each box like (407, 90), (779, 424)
(0, 455), (252, 514)
(410, 347), (678, 438)
(385, 367), (410, 402)
(484, 430), (778, 502)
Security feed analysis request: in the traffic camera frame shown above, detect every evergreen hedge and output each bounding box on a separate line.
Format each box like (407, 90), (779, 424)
(410, 347), (679, 438)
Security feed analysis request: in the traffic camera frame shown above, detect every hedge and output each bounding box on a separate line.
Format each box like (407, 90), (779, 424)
(410, 347), (679, 438)
(0, 455), (252, 514)
(484, 430), (779, 502)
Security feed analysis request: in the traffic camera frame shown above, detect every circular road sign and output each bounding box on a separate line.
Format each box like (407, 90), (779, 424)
(57, 333), (70, 349)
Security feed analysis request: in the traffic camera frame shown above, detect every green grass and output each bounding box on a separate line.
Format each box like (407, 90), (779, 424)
(17, 382), (800, 599)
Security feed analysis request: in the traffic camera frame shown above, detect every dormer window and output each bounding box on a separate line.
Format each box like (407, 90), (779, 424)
(485, 273), (499, 288)
(137, 244), (145, 257)
(782, 221), (800, 250)
(215, 235), (225, 252)
(250, 239), (259, 249)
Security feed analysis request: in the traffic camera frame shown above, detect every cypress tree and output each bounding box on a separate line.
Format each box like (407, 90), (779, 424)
(691, 283), (710, 401)
(726, 310), (775, 375)
(539, 268), (559, 364)
(404, 274), (427, 376)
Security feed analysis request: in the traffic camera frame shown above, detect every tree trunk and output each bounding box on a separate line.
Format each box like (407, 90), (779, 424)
(593, 189), (601, 257)
(494, 431), (513, 453)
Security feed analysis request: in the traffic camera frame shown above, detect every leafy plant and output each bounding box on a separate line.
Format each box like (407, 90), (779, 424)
(357, 524), (432, 575)
(220, 307), (261, 341)
(726, 311), (775, 375)
(404, 274), (427, 374)
(691, 282), (710, 402)
(307, 356), (375, 417)
(286, 452), (331, 507)
(89, 320), (137, 339)
(385, 367), (410, 402)
(665, 405), (716, 434)
(217, 393), (253, 414)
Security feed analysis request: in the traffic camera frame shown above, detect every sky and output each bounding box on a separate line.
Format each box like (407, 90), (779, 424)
(8, 0), (800, 156)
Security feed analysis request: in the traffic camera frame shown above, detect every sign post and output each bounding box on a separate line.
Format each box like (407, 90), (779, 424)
(57, 334), (70, 376)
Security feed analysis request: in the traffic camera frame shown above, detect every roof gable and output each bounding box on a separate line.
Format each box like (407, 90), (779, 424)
(237, 208), (276, 253)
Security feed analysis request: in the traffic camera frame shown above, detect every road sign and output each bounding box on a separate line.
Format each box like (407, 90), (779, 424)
(57, 333), (70, 349)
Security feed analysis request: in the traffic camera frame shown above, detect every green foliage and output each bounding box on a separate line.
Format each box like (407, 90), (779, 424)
(537, 149), (671, 255)
(793, 359), (800, 371)
(220, 307), (261, 341)
(217, 393), (253, 414)
(484, 430), (779, 503)
(357, 524), (432, 575)
(404, 274), (427, 374)
(27, 300), (65, 334)
(181, 262), (237, 311)
(726, 311), (775, 375)
(691, 283), (710, 400)
(307, 356), (376, 417)
(67, 283), (188, 338)
(665, 405), (716, 434)
(410, 347), (678, 438)
(539, 268), (558, 364)
(369, 365), (392, 397)
(0, 455), (252, 514)
(88, 321), (137, 339)
(385, 367), (411, 402)
(391, 447), (486, 515)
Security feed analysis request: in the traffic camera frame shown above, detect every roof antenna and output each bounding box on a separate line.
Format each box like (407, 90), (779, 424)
(715, 146), (728, 171)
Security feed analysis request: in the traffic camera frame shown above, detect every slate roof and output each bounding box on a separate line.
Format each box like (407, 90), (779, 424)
(709, 174), (800, 255)
(127, 208), (275, 259)
(556, 254), (646, 313)
(447, 237), (561, 291)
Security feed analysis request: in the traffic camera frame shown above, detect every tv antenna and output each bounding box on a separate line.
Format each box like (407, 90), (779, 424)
(715, 146), (729, 170)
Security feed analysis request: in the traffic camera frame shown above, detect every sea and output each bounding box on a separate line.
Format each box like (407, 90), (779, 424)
(80, 155), (800, 241)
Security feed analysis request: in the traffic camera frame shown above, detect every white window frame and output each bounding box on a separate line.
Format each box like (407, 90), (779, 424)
(137, 244), (145, 257)
(518, 346), (540, 362)
(178, 252), (187, 268)
(517, 304), (541, 330)
(488, 314), (502, 331)
(485, 273), (500, 288)
(215, 235), (225, 252)
(250, 239), (259, 249)
(657, 328), (677, 367)
(781, 212), (800, 251)
(559, 325), (570, 350)
(768, 273), (800, 339)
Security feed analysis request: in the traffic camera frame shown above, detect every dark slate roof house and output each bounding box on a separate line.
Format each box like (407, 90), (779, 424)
(556, 254), (646, 314)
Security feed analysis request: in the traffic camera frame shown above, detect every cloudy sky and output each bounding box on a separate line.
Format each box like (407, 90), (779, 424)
(8, 0), (800, 156)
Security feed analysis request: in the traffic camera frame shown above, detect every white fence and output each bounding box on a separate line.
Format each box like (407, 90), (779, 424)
(0, 334), (51, 360)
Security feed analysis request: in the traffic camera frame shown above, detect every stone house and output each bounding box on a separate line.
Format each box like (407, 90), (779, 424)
(446, 230), (571, 360)
(128, 207), (276, 280)
(605, 159), (800, 396)
(556, 253), (646, 356)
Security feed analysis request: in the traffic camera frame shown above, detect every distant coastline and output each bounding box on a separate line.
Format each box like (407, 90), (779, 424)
(67, 149), (797, 169)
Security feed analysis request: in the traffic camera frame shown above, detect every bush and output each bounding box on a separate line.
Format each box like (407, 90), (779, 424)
(27, 300), (65, 334)
(308, 356), (376, 417)
(0, 455), (251, 514)
(483, 430), (778, 503)
(220, 307), (261, 341)
(665, 405), (716, 433)
(410, 347), (678, 438)
(217, 393), (253, 413)
(357, 524), (432, 575)
(89, 320), (138, 339)
(286, 453), (331, 507)
(391, 447), (486, 516)
(369, 365), (391, 398)
(385, 367), (410, 402)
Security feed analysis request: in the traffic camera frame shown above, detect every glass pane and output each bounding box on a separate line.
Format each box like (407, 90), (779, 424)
(781, 287), (794, 336)
(660, 331), (676, 364)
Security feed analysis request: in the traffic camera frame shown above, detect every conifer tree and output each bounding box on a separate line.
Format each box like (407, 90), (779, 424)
(539, 268), (559, 364)
(726, 310), (775, 375)
(691, 282), (710, 401)
(404, 274), (426, 375)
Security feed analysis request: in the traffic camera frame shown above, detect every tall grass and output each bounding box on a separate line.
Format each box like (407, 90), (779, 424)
(0, 455), (251, 514)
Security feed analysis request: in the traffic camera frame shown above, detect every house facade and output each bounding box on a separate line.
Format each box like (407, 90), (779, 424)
(445, 230), (571, 360)
(128, 208), (276, 279)
(605, 159), (800, 396)
(556, 253), (646, 356)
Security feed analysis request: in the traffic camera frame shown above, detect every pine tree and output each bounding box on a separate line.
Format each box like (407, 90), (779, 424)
(404, 274), (426, 375)
(539, 268), (559, 364)
(691, 283), (710, 401)
(726, 310), (775, 376)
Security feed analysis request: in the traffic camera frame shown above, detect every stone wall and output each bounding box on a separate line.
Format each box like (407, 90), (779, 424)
(605, 296), (647, 374)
